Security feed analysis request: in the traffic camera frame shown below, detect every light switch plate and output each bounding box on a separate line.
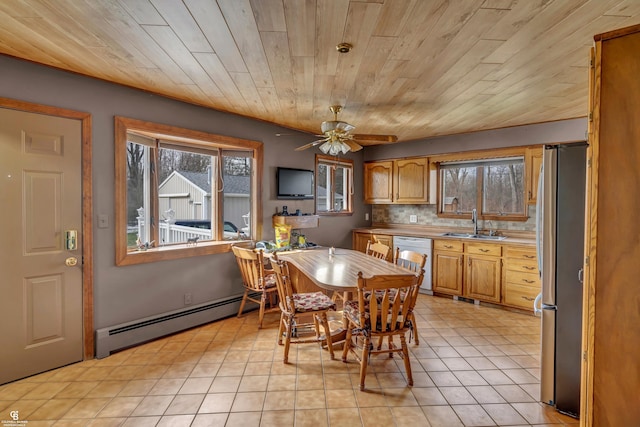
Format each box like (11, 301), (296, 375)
(98, 214), (109, 228)
(409, 215), (417, 223)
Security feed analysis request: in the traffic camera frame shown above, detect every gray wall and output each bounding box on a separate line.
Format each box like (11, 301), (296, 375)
(365, 118), (587, 160)
(0, 55), (367, 329)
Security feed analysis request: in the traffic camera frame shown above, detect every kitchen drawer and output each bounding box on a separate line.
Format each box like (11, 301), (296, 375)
(504, 246), (537, 261)
(505, 259), (538, 273)
(465, 242), (502, 256)
(434, 239), (463, 252)
(505, 270), (540, 287)
(503, 282), (539, 310)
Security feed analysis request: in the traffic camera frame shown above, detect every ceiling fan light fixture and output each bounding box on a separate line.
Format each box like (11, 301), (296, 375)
(319, 140), (350, 156)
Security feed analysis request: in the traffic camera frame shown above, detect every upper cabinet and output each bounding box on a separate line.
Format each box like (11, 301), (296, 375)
(525, 147), (543, 205)
(364, 157), (430, 204)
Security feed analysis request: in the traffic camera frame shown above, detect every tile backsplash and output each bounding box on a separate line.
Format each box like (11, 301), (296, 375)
(372, 204), (536, 232)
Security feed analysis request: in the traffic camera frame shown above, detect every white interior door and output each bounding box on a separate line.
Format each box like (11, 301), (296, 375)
(0, 108), (83, 384)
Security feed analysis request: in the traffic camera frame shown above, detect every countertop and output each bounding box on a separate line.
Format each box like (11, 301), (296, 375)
(353, 225), (536, 246)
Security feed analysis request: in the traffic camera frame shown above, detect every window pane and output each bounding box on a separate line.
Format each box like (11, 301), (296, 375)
(316, 163), (330, 212)
(127, 141), (148, 250)
(158, 146), (214, 245)
(482, 161), (524, 215)
(222, 156), (252, 240)
(334, 165), (346, 211)
(441, 167), (477, 213)
(315, 156), (353, 214)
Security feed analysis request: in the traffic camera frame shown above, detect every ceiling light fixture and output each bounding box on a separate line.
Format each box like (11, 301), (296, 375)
(336, 43), (352, 53)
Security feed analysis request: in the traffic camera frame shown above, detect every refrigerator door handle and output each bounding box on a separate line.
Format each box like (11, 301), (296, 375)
(536, 162), (544, 277)
(541, 303), (558, 311)
(578, 268), (584, 284)
(534, 292), (542, 316)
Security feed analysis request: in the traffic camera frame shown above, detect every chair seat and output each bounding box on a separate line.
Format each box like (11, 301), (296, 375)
(293, 292), (336, 313)
(261, 273), (277, 289)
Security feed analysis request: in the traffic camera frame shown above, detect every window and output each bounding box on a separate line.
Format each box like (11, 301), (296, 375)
(115, 116), (262, 265)
(315, 154), (353, 215)
(439, 157), (525, 220)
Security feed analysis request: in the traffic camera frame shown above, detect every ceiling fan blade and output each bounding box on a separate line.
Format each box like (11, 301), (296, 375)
(352, 134), (398, 144)
(295, 139), (326, 151)
(343, 139), (363, 152)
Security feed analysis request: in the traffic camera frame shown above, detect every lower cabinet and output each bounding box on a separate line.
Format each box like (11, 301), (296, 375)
(358, 233), (539, 311)
(432, 240), (463, 296)
(465, 242), (502, 303)
(433, 239), (503, 305)
(502, 246), (540, 311)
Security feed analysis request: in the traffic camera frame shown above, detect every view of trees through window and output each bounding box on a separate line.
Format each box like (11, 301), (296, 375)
(440, 158), (524, 218)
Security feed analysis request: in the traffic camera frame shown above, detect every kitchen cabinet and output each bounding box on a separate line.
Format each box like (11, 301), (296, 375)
(464, 242), (502, 303)
(432, 240), (463, 296)
(352, 231), (393, 262)
(502, 246), (540, 311)
(364, 157), (429, 204)
(526, 146), (543, 205)
(581, 25), (640, 426)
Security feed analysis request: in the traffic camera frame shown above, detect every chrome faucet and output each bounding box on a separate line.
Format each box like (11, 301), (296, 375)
(471, 208), (478, 235)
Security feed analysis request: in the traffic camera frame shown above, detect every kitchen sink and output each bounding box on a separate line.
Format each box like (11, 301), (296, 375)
(440, 232), (506, 241)
(471, 234), (506, 241)
(441, 232), (474, 238)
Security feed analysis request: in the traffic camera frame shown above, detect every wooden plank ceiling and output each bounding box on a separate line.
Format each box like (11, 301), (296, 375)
(1, 0), (639, 144)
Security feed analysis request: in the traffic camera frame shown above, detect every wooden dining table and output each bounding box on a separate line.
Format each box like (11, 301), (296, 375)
(275, 247), (417, 294)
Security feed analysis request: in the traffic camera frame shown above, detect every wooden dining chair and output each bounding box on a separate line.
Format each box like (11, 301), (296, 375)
(232, 245), (279, 328)
(365, 240), (391, 260)
(332, 240), (392, 305)
(394, 248), (428, 345)
(270, 258), (336, 363)
(342, 272), (419, 390)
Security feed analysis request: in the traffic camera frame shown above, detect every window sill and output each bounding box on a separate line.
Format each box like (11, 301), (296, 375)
(116, 239), (251, 266)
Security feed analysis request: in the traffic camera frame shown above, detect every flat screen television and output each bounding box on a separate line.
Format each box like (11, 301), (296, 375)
(277, 167), (314, 200)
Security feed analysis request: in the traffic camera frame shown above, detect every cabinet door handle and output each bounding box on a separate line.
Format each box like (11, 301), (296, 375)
(479, 248), (489, 253)
(522, 266), (535, 270)
(523, 279), (535, 284)
(521, 296), (534, 301)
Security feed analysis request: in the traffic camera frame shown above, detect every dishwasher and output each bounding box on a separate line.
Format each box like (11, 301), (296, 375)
(393, 236), (433, 295)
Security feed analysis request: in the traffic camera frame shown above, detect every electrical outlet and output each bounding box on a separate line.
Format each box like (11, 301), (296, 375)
(409, 215), (418, 223)
(365, 213), (370, 221)
(184, 293), (192, 305)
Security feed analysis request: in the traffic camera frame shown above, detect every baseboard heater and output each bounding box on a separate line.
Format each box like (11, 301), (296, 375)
(95, 292), (258, 359)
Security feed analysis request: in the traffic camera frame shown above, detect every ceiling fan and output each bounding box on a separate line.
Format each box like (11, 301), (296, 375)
(295, 105), (397, 155)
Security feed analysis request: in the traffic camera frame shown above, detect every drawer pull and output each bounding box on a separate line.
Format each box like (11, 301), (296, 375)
(444, 245), (453, 249)
(522, 279), (535, 284)
(521, 296), (535, 301)
(522, 266), (535, 270)
(479, 248), (489, 253)
(523, 255), (535, 259)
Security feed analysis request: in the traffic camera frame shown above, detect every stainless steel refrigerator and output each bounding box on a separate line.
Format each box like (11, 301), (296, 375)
(535, 142), (587, 419)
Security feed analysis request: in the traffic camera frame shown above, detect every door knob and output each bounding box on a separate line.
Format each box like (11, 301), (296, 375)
(65, 257), (78, 267)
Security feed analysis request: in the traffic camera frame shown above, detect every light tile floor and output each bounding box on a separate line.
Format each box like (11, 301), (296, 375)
(0, 295), (580, 426)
